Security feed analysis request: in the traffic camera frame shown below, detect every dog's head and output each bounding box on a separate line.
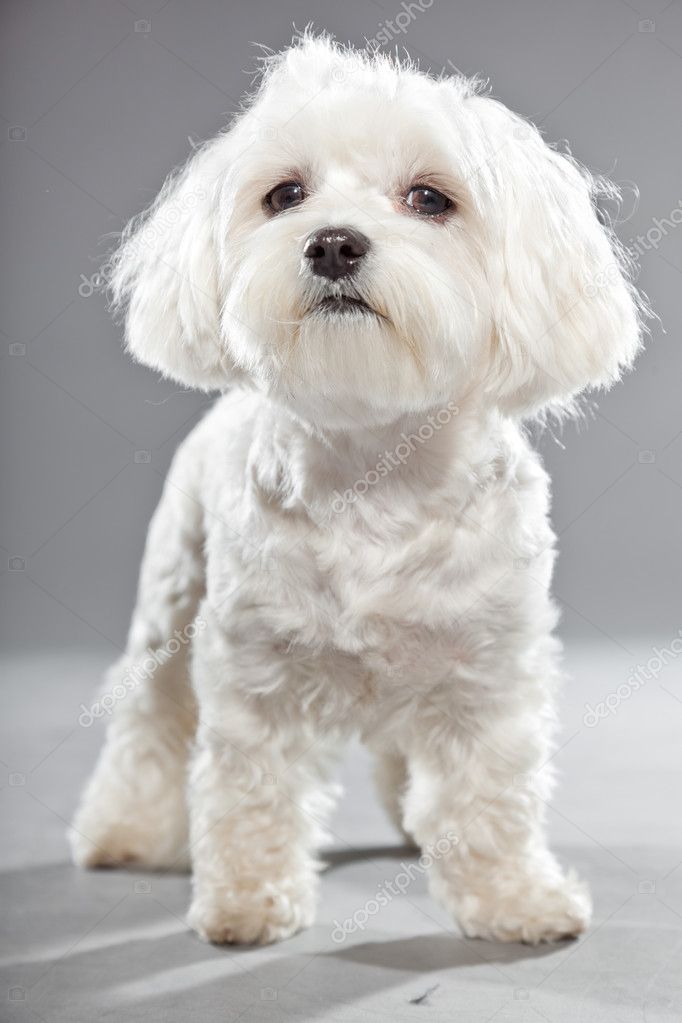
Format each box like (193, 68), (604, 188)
(112, 33), (643, 427)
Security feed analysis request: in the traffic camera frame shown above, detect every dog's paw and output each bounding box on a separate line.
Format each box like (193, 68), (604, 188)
(70, 822), (140, 868)
(70, 817), (190, 871)
(457, 871), (592, 945)
(70, 793), (190, 871)
(188, 882), (316, 945)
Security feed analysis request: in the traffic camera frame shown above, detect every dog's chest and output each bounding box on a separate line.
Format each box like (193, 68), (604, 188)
(224, 497), (474, 681)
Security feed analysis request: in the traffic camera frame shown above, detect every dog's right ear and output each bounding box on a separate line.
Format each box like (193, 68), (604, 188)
(110, 139), (237, 390)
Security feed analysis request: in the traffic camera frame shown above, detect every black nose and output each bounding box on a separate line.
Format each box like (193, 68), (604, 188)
(303, 227), (370, 280)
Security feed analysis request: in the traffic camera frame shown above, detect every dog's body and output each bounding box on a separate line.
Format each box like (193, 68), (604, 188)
(71, 34), (643, 946)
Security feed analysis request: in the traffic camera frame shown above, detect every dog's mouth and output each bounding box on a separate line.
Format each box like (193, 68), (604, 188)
(311, 295), (377, 317)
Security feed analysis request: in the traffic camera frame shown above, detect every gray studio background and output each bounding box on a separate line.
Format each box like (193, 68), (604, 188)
(2, 0), (680, 655)
(2, 4), (682, 1019)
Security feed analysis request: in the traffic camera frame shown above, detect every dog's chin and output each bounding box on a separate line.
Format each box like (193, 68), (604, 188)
(265, 303), (452, 430)
(232, 289), (462, 429)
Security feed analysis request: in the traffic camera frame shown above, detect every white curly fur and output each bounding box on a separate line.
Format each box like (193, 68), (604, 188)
(70, 32), (643, 947)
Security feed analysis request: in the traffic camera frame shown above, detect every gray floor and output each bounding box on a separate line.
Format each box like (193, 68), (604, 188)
(1, 640), (681, 1022)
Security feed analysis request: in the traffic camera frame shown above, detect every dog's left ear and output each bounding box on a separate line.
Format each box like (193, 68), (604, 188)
(110, 138), (239, 391)
(470, 97), (642, 416)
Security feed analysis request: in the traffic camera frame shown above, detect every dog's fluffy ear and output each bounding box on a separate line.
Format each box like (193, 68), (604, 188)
(472, 98), (643, 416)
(110, 139), (236, 390)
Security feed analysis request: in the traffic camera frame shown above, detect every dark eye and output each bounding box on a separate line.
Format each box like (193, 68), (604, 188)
(266, 181), (305, 213)
(405, 186), (453, 216)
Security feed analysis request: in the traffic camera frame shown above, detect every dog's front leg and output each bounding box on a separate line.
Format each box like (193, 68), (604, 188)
(187, 621), (337, 945)
(402, 707), (592, 945)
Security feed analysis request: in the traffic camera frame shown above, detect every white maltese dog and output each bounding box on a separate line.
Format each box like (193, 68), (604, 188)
(71, 33), (643, 946)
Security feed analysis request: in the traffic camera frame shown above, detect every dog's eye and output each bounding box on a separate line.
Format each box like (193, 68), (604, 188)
(405, 186), (453, 216)
(266, 181), (305, 213)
